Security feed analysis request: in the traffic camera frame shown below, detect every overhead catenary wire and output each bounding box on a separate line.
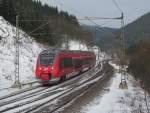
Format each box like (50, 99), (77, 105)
(100, 19), (115, 27)
(19, 20), (49, 22)
(28, 21), (51, 35)
(54, 0), (123, 32)
(30, 32), (60, 36)
(112, 0), (123, 13)
(55, 0), (122, 25)
(53, 0), (126, 59)
(13, 0), (125, 48)
(15, 1), (124, 45)
(16, 19), (85, 37)
(12, 0), (122, 36)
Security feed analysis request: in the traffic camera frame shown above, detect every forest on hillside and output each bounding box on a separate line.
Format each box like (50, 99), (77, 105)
(128, 41), (150, 92)
(124, 12), (150, 48)
(84, 25), (118, 53)
(0, 0), (92, 46)
(89, 12), (150, 54)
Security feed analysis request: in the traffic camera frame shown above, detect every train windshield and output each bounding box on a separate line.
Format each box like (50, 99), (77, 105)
(40, 54), (55, 66)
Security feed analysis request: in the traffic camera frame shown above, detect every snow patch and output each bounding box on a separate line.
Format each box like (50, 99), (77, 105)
(0, 16), (44, 89)
(81, 61), (150, 113)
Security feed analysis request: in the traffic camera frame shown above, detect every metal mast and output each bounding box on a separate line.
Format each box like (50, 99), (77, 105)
(119, 13), (128, 89)
(13, 15), (21, 88)
(65, 34), (69, 50)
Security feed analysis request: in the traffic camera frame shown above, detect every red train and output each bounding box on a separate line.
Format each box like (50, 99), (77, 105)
(35, 49), (96, 84)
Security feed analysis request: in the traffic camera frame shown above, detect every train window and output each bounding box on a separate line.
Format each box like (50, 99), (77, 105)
(72, 59), (82, 68)
(83, 58), (91, 65)
(61, 58), (73, 68)
(40, 54), (55, 66)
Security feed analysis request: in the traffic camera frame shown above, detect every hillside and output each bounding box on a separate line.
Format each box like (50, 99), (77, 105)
(0, 0), (92, 46)
(84, 25), (118, 53)
(88, 12), (150, 53)
(125, 12), (150, 48)
(128, 40), (150, 92)
(93, 27), (118, 53)
(124, 12), (150, 92)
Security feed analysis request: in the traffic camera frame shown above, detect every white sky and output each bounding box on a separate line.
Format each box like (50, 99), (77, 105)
(40, 0), (150, 28)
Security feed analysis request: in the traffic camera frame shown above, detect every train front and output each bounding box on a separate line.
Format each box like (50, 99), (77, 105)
(35, 51), (56, 83)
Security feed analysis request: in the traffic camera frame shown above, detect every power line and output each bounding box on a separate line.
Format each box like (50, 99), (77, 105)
(112, 0), (123, 13)
(82, 16), (122, 20)
(29, 21), (50, 35)
(55, 0), (123, 24)
(19, 20), (49, 22)
(100, 19), (114, 27)
(84, 17), (117, 32)
(54, 0), (123, 31)
(30, 33), (58, 36)
(30, 32), (65, 36)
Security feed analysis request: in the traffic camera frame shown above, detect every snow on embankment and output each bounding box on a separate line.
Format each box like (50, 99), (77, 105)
(68, 40), (88, 51)
(81, 61), (150, 113)
(0, 16), (44, 88)
(62, 40), (108, 61)
(61, 40), (88, 51)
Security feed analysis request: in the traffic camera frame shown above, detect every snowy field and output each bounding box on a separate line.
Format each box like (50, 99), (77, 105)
(81, 61), (150, 113)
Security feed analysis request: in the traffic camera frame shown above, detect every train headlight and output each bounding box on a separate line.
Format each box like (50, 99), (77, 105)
(39, 67), (42, 70)
(51, 66), (54, 70)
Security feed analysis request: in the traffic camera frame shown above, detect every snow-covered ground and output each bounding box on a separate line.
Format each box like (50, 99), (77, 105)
(81, 61), (150, 113)
(0, 16), (45, 89)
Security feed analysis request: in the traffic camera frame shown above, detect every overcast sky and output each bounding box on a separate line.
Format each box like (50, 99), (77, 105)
(40, 0), (150, 28)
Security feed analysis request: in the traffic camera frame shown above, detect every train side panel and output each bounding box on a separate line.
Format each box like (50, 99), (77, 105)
(35, 50), (96, 83)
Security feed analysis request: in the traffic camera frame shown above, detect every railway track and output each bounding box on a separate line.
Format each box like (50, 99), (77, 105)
(0, 61), (105, 113)
(0, 85), (42, 100)
(26, 62), (107, 113)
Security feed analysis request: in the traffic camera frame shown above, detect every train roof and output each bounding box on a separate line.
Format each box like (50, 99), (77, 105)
(60, 50), (94, 54)
(40, 48), (59, 55)
(40, 48), (95, 55)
